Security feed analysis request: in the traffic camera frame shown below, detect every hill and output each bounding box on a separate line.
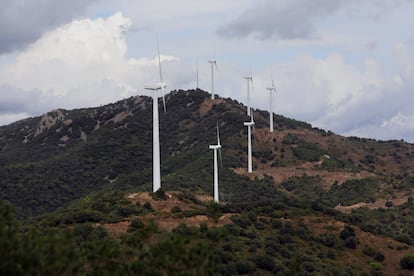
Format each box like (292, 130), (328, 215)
(1, 89), (414, 274)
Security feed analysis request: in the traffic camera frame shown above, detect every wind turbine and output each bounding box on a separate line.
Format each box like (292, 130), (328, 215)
(209, 124), (222, 203)
(244, 70), (253, 116)
(144, 39), (167, 192)
(243, 109), (255, 173)
(208, 50), (218, 100)
(266, 74), (277, 132)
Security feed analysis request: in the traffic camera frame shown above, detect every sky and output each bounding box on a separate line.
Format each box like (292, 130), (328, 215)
(1, 0), (414, 141)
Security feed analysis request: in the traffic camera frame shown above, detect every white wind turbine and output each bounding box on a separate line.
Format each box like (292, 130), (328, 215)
(266, 74), (277, 132)
(244, 70), (253, 116)
(209, 124), (222, 203)
(208, 50), (218, 100)
(144, 39), (167, 192)
(243, 109), (255, 173)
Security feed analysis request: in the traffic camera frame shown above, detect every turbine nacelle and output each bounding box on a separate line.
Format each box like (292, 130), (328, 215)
(144, 82), (167, 90)
(209, 144), (222, 150)
(243, 121), (255, 127)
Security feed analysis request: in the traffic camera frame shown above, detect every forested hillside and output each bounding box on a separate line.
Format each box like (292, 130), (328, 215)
(2, 89), (414, 275)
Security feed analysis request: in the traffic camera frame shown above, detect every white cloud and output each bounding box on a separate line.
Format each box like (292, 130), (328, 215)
(0, 12), (185, 116)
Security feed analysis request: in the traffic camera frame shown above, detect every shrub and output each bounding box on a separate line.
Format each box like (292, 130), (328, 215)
(322, 234), (337, 247)
(374, 251), (385, 262)
(400, 254), (414, 270)
(250, 255), (275, 271)
(362, 246), (376, 257)
(171, 206), (182, 213)
(130, 218), (144, 229)
(235, 261), (256, 274)
(152, 188), (167, 200)
(143, 202), (153, 211)
(369, 261), (383, 271)
(231, 215), (252, 229)
(345, 236), (357, 249)
(385, 201), (393, 208)
(340, 225), (355, 240)
(205, 202), (222, 222)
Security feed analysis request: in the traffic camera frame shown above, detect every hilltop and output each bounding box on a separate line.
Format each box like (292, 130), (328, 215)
(1, 89), (414, 274)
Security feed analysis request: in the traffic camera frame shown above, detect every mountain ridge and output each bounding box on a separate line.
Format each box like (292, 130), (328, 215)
(2, 89), (414, 274)
(1, 89), (414, 217)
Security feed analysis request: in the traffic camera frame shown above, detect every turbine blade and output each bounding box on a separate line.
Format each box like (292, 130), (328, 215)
(161, 86), (166, 113)
(271, 72), (275, 89)
(217, 123), (221, 146)
(252, 125), (258, 146)
(157, 37), (163, 83)
(214, 61), (218, 72)
(218, 148), (223, 169)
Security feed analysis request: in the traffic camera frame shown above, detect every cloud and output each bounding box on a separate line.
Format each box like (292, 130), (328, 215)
(0, 0), (96, 54)
(245, 43), (414, 141)
(1, 13), (135, 101)
(217, 0), (345, 40)
(0, 85), (44, 114)
(217, 0), (412, 41)
(0, 12), (186, 123)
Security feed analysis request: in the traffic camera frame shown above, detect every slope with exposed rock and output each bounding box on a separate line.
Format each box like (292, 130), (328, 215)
(1, 89), (414, 274)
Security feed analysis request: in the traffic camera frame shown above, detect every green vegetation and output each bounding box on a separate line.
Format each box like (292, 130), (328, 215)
(2, 89), (414, 274)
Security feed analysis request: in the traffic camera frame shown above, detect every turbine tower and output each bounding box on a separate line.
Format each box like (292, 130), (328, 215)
(208, 50), (218, 100)
(209, 124), (222, 203)
(244, 72), (253, 116)
(144, 39), (167, 192)
(266, 74), (277, 132)
(243, 110), (255, 173)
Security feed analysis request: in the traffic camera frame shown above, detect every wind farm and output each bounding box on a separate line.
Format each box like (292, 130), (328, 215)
(3, 1), (414, 274)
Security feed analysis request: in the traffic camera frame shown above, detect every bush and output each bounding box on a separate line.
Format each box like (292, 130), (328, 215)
(130, 218), (144, 229)
(231, 215), (252, 229)
(250, 255), (275, 271)
(152, 188), (167, 200)
(143, 202), (153, 211)
(345, 236), (357, 249)
(340, 225), (355, 240)
(374, 251), (385, 262)
(369, 261), (383, 271)
(205, 202), (222, 222)
(322, 234), (337, 247)
(400, 254), (414, 270)
(235, 261), (256, 274)
(171, 206), (182, 213)
(362, 246), (376, 257)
